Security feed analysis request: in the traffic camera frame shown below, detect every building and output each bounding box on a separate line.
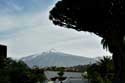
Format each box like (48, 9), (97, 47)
(44, 71), (88, 83)
(0, 44), (7, 58)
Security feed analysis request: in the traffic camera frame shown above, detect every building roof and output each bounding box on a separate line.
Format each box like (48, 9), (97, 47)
(0, 44), (7, 47)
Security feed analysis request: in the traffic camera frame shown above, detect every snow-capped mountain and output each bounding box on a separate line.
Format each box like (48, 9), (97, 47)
(21, 51), (96, 67)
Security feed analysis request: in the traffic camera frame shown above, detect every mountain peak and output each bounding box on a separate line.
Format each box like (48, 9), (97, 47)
(21, 51), (95, 68)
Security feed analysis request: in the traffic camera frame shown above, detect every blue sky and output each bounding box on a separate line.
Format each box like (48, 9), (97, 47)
(0, 0), (53, 15)
(0, 0), (111, 59)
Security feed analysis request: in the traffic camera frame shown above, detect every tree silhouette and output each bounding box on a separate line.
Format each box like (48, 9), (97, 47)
(57, 68), (66, 83)
(86, 56), (114, 83)
(49, 0), (125, 82)
(97, 56), (114, 79)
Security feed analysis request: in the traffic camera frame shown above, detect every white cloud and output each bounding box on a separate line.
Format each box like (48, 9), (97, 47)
(0, 1), (111, 59)
(1, 23), (111, 59)
(0, 16), (16, 31)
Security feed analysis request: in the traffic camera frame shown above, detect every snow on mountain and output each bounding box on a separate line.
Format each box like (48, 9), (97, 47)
(21, 51), (96, 67)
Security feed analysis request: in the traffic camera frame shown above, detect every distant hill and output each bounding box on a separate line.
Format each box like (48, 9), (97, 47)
(21, 51), (96, 67)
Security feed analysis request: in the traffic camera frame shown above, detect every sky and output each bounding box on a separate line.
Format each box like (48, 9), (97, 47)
(0, 0), (111, 59)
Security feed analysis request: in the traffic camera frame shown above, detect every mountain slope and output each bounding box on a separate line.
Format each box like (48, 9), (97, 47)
(21, 51), (95, 67)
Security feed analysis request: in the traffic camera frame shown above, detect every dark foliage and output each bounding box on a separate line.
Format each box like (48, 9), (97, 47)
(50, 0), (124, 38)
(0, 58), (46, 83)
(49, 0), (125, 81)
(86, 56), (114, 83)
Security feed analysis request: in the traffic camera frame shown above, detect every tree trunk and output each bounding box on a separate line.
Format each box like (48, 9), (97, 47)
(120, 47), (125, 82)
(112, 46), (125, 83)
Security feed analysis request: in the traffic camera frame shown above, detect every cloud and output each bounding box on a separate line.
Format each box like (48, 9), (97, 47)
(1, 20), (111, 59)
(0, 17), (16, 31)
(0, 0), (111, 59)
(0, 0), (24, 15)
(0, 0), (54, 15)
(0, 0), (55, 34)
